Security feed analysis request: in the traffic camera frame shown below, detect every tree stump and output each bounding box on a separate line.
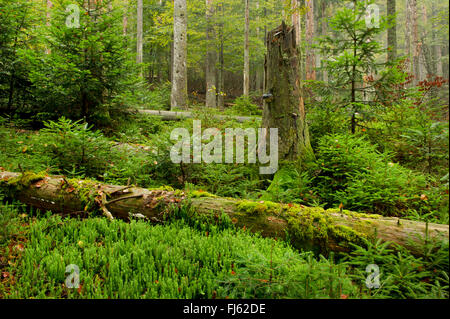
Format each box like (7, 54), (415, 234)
(263, 22), (314, 164)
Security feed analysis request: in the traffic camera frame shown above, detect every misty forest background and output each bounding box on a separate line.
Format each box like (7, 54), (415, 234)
(0, 0), (449, 299)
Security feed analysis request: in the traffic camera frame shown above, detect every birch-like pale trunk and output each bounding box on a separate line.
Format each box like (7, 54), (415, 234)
(136, 0), (143, 65)
(387, 0), (397, 62)
(305, 0), (316, 81)
(411, 0), (420, 85)
(243, 0), (250, 97)
(123, 1), (128, 36)
(205, 0), (217, 108)
(217, 0), (225, 109)
(171, 0), (188, 110)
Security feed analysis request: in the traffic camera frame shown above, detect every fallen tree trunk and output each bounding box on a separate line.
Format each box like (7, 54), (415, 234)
(1, 171), (448, 256)
(137, 109), (260, 123)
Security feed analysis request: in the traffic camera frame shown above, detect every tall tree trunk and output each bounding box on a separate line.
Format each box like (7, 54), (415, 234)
(263, 23), (314, 164)
(45, 0), (52, 54)
(171, 0), (188, 110)
(405, 0), (412, 76)
(291, 0), (304, 81)
(243, 0), (250, 97)
(205, 0), (217, 108)
(136, 0), (144, 67)
(431, 3), (443, 77)
(305, 0), (315, 81)
(255, 0), (263, 94)
(123, 1), (128, 36)
(2, 171), (447, 256)
(411, 0), (420, 85)
(387, 0), (397, 63)
(419, 4), (435, 78)
(318, 0), (328, 82)
(217, 1), (225, 109)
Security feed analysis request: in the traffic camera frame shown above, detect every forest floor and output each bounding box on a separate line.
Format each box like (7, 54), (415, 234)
(0, 114), (448, 299)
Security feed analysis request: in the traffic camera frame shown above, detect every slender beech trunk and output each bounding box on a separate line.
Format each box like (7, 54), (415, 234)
(171, 0), (188, 110)
(255, 0), (263, 94)
(405, 0), (412, 76)
(45, 0), (52, 55)
(205, 0), (217, 108)
(305, 0), (315, 81)
(136, 0), (143, 67)
(411, 0), (420, 85)
(431, 3), (443, 77)
(243, 0), (250, 97)
(318, 0), (328, 82)
(123, 1), (128, 36)
(387, 0), (397, 63)
(217, 0), (225, 109)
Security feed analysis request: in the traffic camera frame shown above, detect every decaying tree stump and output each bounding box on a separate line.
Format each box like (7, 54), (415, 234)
(263, 22), (314, 163)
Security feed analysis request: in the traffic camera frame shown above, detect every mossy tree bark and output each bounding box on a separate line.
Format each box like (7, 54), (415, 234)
(263, 22), (314, 164)
(1, 171), (448, 256)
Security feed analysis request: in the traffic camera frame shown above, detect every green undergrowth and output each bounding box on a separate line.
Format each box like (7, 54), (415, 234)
(0, 199), (448, 299)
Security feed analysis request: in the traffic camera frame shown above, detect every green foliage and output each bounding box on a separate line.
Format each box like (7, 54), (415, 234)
(119, 82), (172, 111)
(312, 133), (431, 216)
(0, 204), (359, 299)
(0, 0), (38, 114)
(306, 101), (349, 147)
(344, 239), (449, 299)
(226, 96), (262, 116)
(313, 0), (393, 132)
(38, 117), (115, 178)
(1, 201), (447, 299)
(16, 0), (138, 126)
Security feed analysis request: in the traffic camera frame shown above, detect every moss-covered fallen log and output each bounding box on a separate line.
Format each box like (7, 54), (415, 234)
(1, 171), (448, 255)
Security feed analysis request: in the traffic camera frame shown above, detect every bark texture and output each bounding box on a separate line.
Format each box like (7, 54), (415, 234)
(171, 0), (188, 110)
(136, 0), (143, 65)
(205, 0), (217, 108)
(305, 0), (316, 81)
(243, 0), (250, 96)
(263, 23), (314, 163)
(387, 0), (397, 62)
(1, 171), (448, 256)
